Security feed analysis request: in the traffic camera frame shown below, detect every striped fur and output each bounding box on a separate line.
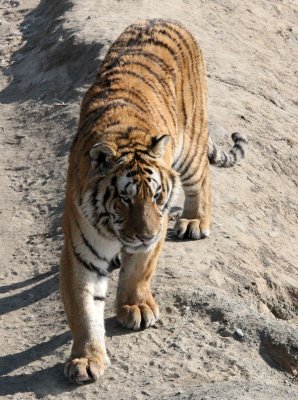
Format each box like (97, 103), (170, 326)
(208, 132), (248, 168)
(60, 19), (247, 384)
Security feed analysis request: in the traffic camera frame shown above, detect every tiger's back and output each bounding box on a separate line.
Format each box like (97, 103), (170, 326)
(70, 19), (208, 190)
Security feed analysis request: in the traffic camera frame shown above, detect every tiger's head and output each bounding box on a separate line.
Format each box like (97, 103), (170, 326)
(86, 135), (179, 253)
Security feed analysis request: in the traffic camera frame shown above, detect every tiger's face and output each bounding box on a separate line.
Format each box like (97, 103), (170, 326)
(111, 165), (172, 253)
(86, 136), (178, 253)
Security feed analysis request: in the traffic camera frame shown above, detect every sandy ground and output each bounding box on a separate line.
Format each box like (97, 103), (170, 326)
(0, 0), (297, 399)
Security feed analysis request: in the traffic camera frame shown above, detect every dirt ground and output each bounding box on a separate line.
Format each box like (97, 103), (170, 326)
(0, 0), (297, 399)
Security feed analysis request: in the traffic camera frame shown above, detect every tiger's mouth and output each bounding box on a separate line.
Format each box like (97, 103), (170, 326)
(124, 243), (154, 254)
(121, 232), (162, 254)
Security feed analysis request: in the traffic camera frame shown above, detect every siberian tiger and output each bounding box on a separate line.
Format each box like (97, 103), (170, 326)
(60, 19), (247, 384)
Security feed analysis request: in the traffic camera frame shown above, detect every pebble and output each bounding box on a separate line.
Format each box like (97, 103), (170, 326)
(235, 328), (244, 338)
(10, 1), (21, 7)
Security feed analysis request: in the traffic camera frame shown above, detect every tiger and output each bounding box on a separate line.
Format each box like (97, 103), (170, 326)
(60, 19), (247, 384)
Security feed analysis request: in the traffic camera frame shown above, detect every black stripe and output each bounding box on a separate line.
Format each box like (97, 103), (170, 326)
(91, 185), (110, 227)
(94, 296), (105, 301)
(119, 150), (138, 158)
(208, 145), (218, 164)
(104, 51), (174, 80)
(73, 216), (109, 263)
(127, 170), (138, 177)
(182, 176), (202, 187)
(71, 240), (108, 278)
(80, 227), (108, 263)
(113, 217), (124, 224)
(222, 152), (228, 165)
(163, 174), (177, 211)
(124, 153), (153, 168)
(233, 143), (245, 158)
(90, 186), (115, 238)
(228, 151), (237, 164)
(121, 60), (172, 96)
(181, 154), (206, 182)
(143, 167), (153, 175)
(92, 184), (99, 210)
(178, 151), (197, 176)
(117, 141), (145, 150)
(84, 99), (138, 122)
(105, 95), (148, 114)
(95, 212), (109, 225)
(181, 167), (197, 183)
(147, 37), (177, 57)
(87, 87), (136, 105)
(102, 69), (156, 91)
(108, 254), (121, 272)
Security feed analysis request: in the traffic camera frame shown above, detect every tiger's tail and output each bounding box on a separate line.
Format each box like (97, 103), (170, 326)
(208, 132), (248, 168)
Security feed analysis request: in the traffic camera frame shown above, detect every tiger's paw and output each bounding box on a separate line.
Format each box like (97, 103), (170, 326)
(117, 300), (159, 330)
(174, 218), (210, 240)
(64, 355), (106, 384)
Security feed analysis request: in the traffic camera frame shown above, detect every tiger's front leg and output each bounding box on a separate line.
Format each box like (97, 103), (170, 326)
(116, 231), (166, 330)
(175, 166), (211, 240)
(60, 244), (109, 384)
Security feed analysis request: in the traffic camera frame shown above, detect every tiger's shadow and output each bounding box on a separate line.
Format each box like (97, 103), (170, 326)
(0, 318), (141, 397)
(0, 332), (74, 397)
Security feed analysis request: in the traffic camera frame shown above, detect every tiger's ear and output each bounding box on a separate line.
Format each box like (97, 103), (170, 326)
(89, 143), (116, 173)
(150, 135), (170, 158)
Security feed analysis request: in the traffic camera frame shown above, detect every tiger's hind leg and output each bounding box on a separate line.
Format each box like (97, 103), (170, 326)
(174, 164), (211, 240)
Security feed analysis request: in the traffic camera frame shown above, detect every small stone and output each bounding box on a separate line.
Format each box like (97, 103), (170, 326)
(10, 1), (21, 7)
(235, 328), (244, 338)
(165, 306), (172, 314)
